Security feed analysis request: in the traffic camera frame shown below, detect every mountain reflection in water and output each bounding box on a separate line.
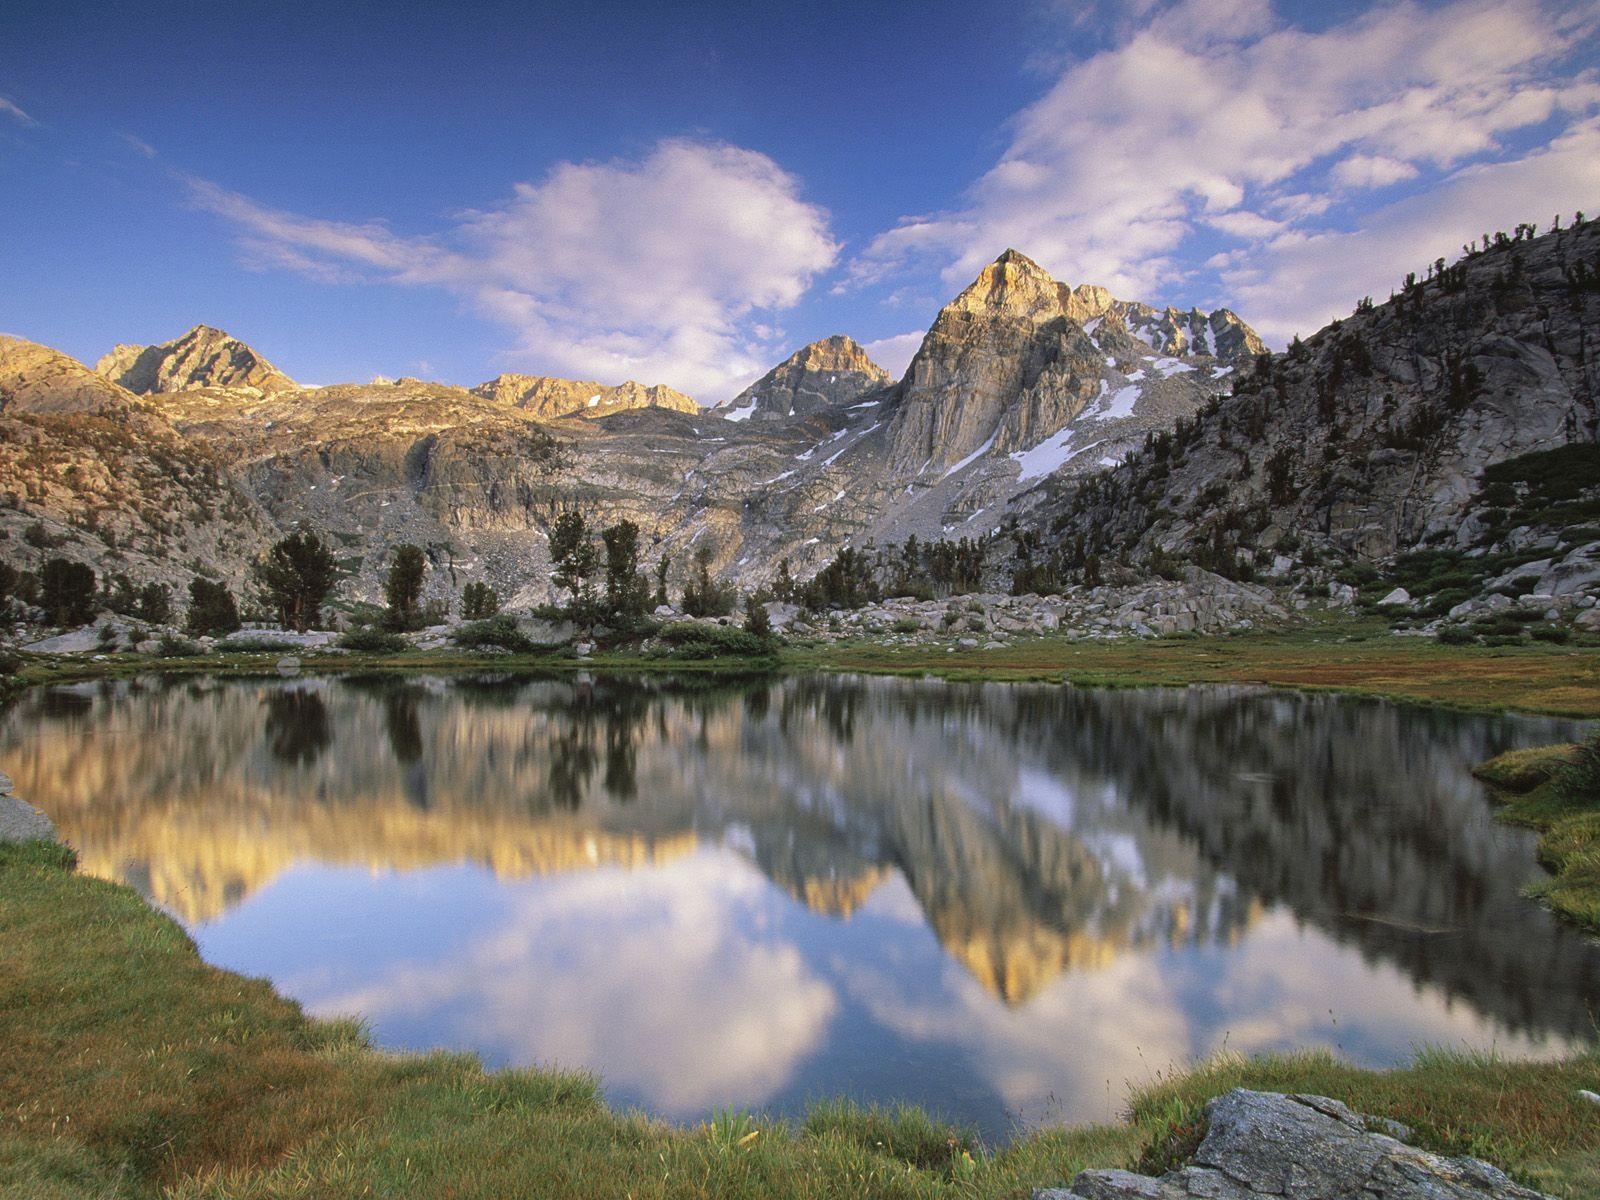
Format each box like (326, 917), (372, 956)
(3, 673), (1595, 1135)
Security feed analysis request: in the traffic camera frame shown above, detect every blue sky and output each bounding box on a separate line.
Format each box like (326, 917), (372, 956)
(2, 0), (1598, 400)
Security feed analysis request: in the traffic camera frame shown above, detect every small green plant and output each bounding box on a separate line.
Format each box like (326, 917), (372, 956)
(704, 1107), (761, 1152)
(156, 633), (205, 658)
(892, 616), (921, 634)
(651, 621), (775, 659)
(338, 627), (408, 653)
(451, 614), (535, 653)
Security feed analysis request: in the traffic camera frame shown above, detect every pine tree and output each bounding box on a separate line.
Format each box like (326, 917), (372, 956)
(254, 525), (337, 632)
(383, 544), (427, 629)
(186, 577), (241, 636)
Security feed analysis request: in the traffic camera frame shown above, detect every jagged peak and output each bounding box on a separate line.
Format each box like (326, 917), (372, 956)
(946, 250), (1066, 322)
(95, 325), (296, 395)
(719, 334), (893, 420)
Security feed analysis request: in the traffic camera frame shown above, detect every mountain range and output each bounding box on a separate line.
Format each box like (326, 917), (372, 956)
(0, 218), (1594, 615)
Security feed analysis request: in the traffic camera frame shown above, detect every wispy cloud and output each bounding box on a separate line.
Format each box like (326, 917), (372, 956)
(862, 330), (925, 380)
(120, 133), (157, 159)
(849, 0), (1600, 338)
(189, 139), (840, 400)
(0, 96), (36, 126)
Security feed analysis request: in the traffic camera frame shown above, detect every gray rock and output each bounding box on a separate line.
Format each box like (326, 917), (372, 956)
(0, 771), (11, 794)
(0, 795), (55, 844)
(1376, 587), (1411, 607)
(1041, 1090), (1549, 1200)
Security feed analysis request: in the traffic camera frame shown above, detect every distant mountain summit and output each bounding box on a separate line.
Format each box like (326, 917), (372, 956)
(717, 335), (892, 421)
(96, 325), (297, 395)
(884, 249), (1257, 477)
(470, 374), (699, 420)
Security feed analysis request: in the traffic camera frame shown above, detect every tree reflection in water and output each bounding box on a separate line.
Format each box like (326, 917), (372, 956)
(4, 672), (1597, 1047)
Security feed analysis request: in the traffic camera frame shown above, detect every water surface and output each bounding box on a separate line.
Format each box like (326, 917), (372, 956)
(4, 673), (1596, 1137)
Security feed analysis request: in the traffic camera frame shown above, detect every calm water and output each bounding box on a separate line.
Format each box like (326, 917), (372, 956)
(4, 673), (1597, 1137)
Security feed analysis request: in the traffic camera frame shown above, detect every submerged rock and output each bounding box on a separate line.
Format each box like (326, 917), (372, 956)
(1038, 1089), (1550, 1200)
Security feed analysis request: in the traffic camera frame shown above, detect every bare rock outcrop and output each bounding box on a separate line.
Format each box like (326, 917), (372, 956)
(717, 334), (891, 421)
(469, 374), (699, 419)
(1043, 1089), (1551, 1199)
(96, 324), (297, 395)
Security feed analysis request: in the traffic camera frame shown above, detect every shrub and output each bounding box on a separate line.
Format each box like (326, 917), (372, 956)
(1531, 624), (1571, 644)
(892, 617), (921, 634)
(652, 621), (774, 658)
(452, 615), (534, 654)
(338, 627), (408, 654)
(0, 649), (21, 677)
(156, 634), (205, 658)
(1436, 625), (1475, 645)
(218, 635), (300, 653)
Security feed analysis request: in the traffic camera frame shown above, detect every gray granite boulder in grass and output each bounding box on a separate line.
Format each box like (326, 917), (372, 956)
(0, 796), (56, 844)
(1037, 1090), (1551, 1200)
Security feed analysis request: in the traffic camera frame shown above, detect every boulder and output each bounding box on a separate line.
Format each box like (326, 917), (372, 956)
(1039, 1089), (1550, 1200)
(1376, 587), (1411, 607)
(0, 794), (56, 844)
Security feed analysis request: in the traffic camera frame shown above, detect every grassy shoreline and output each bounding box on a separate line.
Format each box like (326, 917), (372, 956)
(1476, 742), (1600, 932)
(2, 839), (1598, 1199)
(8, 620), (1600, 716)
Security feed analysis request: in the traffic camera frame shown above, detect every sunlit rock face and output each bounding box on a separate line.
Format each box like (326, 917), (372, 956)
(1, 249), (1262, 599)
(883, 249), (1255, 476)
(716, 335), (892, 421)
(0, 334), (275, 590)
(96, 324), (298, 395)
(4, 674), (1595, 1034)
(469, 373), (699, 419)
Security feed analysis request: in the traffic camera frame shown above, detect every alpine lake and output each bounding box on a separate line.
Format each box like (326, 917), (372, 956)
(4, 670), (1596, 1141)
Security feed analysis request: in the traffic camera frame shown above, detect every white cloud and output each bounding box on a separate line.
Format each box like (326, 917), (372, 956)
(189, 139), (840, 401)
(1226, 117), (1600, 342)
(0, 96), (35, 126)
(303, 853), (838, 1117)
(862, 330), (925, 380)
(120, 133), (157, 159)
(850, 0), (1600, 332)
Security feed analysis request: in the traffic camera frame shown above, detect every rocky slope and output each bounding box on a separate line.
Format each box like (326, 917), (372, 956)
(1032, 221), (1600, 596)
(0, 335), (273, 590)
(96, 324), (297, 395)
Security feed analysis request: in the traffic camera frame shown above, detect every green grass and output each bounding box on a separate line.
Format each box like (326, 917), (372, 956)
(1475, 739), (1600, 932)
(2, 841), (1599, 1198)
(11, 618), (1600, 717)
(785, 620), (1600, 717)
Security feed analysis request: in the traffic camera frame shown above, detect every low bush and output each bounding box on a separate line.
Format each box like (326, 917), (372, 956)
(338, 628), (408, 654)
(452, 615), (535, 654)
(651, 621), (775, 658)
(1436, 625), (1475, 645)
(156, 634), (205, 658)
(218, 636), (302, 653)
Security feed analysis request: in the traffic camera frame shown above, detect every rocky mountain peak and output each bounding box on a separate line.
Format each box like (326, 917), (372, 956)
(718, 335), (892, 421)
(95, 325), (297, 395)
(945, 249), (1065, 323)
